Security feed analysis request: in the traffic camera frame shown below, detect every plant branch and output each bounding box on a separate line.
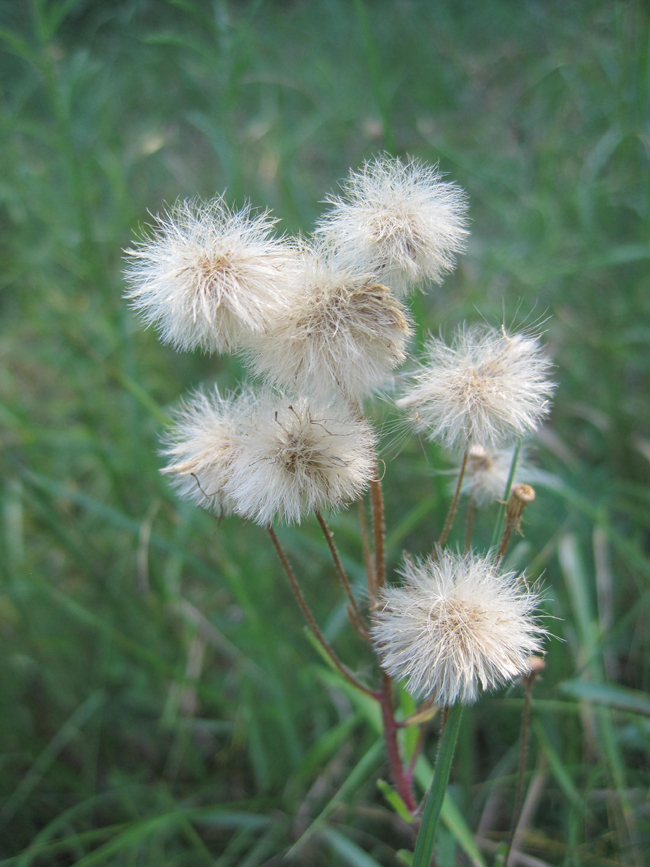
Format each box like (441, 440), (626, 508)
(316, 510), (369, 639)
(370, 472), (386, 604)
(358, 496), (377, 604)
(267, 525), (379, 699)
(505, 666), (538, 867)
(464, 494), (476, 553)
(438, 450), (469, 548)
(380, 671), (417, 814)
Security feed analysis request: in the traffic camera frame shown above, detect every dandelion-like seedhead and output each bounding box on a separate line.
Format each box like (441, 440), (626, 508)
(315, 155), (469, 296)
(124, 198), (296, 353)
(243, 248), (412, 402)
(226, 393), (378, 525)
(398, 325), (555, 451)
(160, 387), (251, 516)
(372, 551), (545, 705)
(461, 445), (533, 506)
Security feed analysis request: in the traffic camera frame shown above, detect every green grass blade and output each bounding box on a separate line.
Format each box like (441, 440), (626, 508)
(321, 828), (384, 867)
(413, 704), (463, 867)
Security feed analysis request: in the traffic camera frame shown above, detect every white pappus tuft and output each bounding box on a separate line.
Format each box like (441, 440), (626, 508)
(124, 197), (297, 353)
(243, 246), (412, 403)
(372, 550), (546, 705)
(226, 393), (378, 525)
(461, 444), (536, 506)
(160, 387), (252, 517)
(397, 325), (556, 451)
(314, 155), (469, 296)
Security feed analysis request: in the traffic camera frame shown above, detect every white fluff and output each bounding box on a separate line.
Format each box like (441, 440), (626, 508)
(372, 551), (545, 705)
(398, 325), (555, 451)
(124, 197), (297, 353)
(227, 393), (378, 525)
(160, 387), (252, 516)
(315, 155), (469, 296)
(243, 247), (412, 402)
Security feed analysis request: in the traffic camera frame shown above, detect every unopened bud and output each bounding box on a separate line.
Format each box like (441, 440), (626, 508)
(506, 483), (536, 533)
(526, 655), (546, 675)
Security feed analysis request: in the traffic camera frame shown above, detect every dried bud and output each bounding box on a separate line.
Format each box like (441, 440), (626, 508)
(506, 483), (536, 533)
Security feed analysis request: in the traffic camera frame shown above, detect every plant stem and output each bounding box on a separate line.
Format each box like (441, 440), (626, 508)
(438, 450), (468, 548)
(316, 510), (369, 639)
(496, 521), (514, 565)
(504, 671), (535, 867)
(490, 438), (522, 550)
(412, 703), (463, 867)
(358, 497), (377, 604)
(464, 494), (476, 553)
(380, 672), (417, 813)
(370, 472), (386, 602)
(267, 526), (379, 700)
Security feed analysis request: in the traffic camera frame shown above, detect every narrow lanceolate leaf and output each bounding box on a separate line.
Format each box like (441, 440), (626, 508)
(412, 704), (464, 867)
(321, 828), (384, 867)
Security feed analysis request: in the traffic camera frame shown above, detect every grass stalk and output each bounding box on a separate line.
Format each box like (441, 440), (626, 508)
(412, 703), (464, 866)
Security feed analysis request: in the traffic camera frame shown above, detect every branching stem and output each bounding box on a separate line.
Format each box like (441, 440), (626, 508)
(316, 510), (369, 639)
(370, 473), (386, 603)
(464, 494), (476, 553)
(380, 671), (417, 813)
(438, 450), (469, 548)
(358, 497), (377, 604)
(504, 669), (536, 867)
(267, 526), (379, 699)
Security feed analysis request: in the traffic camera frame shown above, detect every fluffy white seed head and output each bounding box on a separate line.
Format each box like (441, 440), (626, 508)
(160, 387), (252, 516)
(315, 155), (469, 296)
(226, 393), (378, 525)
(124, 197), (297, 353)
(398, 325), (555, 451)
(372, 551), (545, 705)
(243, 247), (412, 402)
(461, 445), (535, 506)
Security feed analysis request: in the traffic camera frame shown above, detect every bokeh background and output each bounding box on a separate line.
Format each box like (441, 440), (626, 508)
(1, 1), (649, 864)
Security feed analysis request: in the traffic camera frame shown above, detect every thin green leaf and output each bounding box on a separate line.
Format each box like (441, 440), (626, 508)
(413, 704), (463, 867)
(558, 680), (650, 717)
(377, 779), (412, 822)
(321, 828), (384, 867)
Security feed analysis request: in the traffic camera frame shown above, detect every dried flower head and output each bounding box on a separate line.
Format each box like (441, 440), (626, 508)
(243, 248), (412, 402)
(461, 445), (528, 505)
(398, 325), (555, 451)
(372, 551), (545, 705)
(160, 387), (251, 516)
(124, 197), (296, 353)
(315, 155), (469, 295)
(227, 393), (378, 525)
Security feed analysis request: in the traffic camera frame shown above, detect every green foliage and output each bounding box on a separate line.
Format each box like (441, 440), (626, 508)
(0, 0), (648, 862)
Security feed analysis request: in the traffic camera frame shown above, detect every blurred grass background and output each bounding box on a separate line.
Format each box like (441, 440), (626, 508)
(1, 0), (649, 864)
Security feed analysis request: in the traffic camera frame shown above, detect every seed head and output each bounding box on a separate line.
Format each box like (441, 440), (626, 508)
(227, 393), (378, 525)
(461, 445), (529, 505)
(398, 325), (555, 451)
(243, 247), (412, 402)
(372, 551), (545, 705)
(160, 387), (251, 516)
(124, 197), (296, 353)
(315, 155), (469, 296)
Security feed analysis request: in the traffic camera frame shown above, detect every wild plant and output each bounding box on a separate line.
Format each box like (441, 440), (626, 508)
(125, 155), (556, 864)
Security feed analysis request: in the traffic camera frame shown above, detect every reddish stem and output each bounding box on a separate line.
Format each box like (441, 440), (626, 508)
(438, 449), (469, 549)
(370, 474), (386, 603)
(380, 671), (417, 814)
